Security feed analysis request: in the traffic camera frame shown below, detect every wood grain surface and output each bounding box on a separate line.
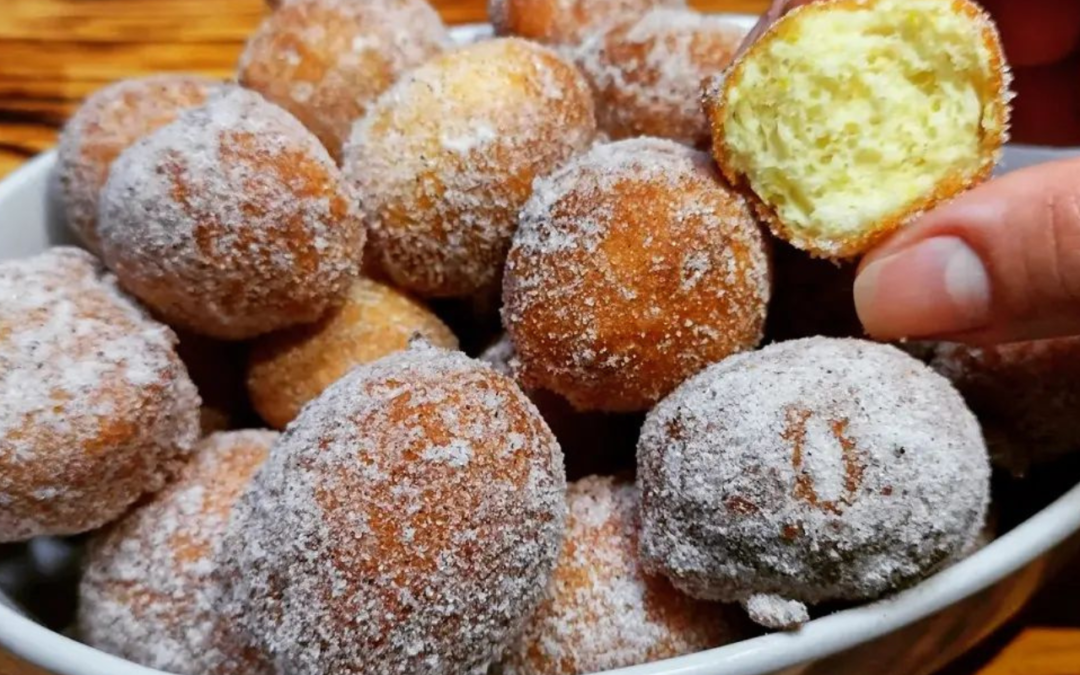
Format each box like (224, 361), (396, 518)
(0, 1), (1078, 674)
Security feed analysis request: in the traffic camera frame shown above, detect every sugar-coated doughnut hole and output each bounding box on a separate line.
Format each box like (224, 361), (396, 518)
(502, 137), (770, 412)
(575, 8), (745, 147)
(79, 430), (277, 675)
(247, 277), (458, 429)
(500, 476), (746, 675)
(344, 37), (596, 298)
(216, 342), (566, 675)
(0, 248), (200, 543)
(56, 75), (217, 255)
(637, 338), (990, 629)
(489, 0), (685, 46)
(930, 338), (1080, 475)
(98, 86), (365, 340)
(480, 335), (641, 480)
(239, 0), (448, 160)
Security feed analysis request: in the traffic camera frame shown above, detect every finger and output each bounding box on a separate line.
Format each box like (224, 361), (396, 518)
(980, 0), (1080, 67)
(854, 157), (1080, 344)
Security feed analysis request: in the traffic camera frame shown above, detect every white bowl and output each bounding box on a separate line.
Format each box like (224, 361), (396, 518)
(3, 17), (1080, 675)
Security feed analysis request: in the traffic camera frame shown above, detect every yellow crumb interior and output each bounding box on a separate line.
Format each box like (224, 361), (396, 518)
(721, 0), (1003, 252)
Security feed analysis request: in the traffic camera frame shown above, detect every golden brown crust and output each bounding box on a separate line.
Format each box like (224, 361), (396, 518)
(238, 0), (448, 161)
(56, 75), (217, 255)
(98, 87), (365, 340)
(217, 345), (567, 675)
(0, 248), (201, 542)
(489, 0), (684, 46)
(343, 38), (596, 298)
(79, 430), (276, 675)
(574, 9), (744, 147)
(501, 476), (745, 675)
(705, 0), (1011, 260)
(247, 278), (458, 429)
(502, 138), (771, 412)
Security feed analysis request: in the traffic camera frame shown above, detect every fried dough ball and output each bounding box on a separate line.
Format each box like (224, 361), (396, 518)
(489, 0), (684, 46)
(705, 0), (1011, 259)
(502, 138), (770, 413)
(480, 336), (640, 479)
(217, 342), (566, 675)
(344, 38), (596, 298)
(0, 248), (200, 543)
(98, 86), (364, 340)
(929, 338), (1080, 475)
(637, 338), (990, 629)
(500, 476), (745, 675)
(575, 9), (744, 147)
(238, 0), (448, 160)
(247, 278), (458, 429)
(56, 75), (217, 255)
(79, 430), (277, 675)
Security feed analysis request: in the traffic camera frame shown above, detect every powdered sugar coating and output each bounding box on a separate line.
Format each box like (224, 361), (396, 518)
(247, 277), (459, 429)
(344, 37), (596, 298)
(98, 86), (364, 340)
(500, 476), (744, 675)
(0, 248), (201, 542)
(929, 338), (1080, 474)
(217, 342), (567, 675)
(56, 75), (217, 255)
(238, 0), (448, 160)
(489, 0), (686, 45)
(574, 9), (745, 147)
(79, 430), (277, 675)
(637, 338), (990, 629)
(502, 137), (770, 412)
(479, 333), (520, 379)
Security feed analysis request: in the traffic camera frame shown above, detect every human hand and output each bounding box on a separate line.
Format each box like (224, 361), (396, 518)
(737, 0), (1080, 344)
(855, 0), (1080, 344)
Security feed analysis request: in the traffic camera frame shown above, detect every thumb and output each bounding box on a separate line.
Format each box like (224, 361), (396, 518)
(854, 157), (1080, 344)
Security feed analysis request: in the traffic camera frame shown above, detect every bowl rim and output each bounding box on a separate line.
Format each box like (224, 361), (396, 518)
(4, 14), (1080, 672)
(6, 150), (1080, 675)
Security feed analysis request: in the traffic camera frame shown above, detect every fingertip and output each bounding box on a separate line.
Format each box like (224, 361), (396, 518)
(854, 237), (992, 340)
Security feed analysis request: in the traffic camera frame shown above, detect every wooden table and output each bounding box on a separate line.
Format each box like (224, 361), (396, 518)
(0, 1), (1078, 673)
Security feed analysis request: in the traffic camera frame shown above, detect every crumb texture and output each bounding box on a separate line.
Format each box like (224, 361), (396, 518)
(714, 0), (1008, 257)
